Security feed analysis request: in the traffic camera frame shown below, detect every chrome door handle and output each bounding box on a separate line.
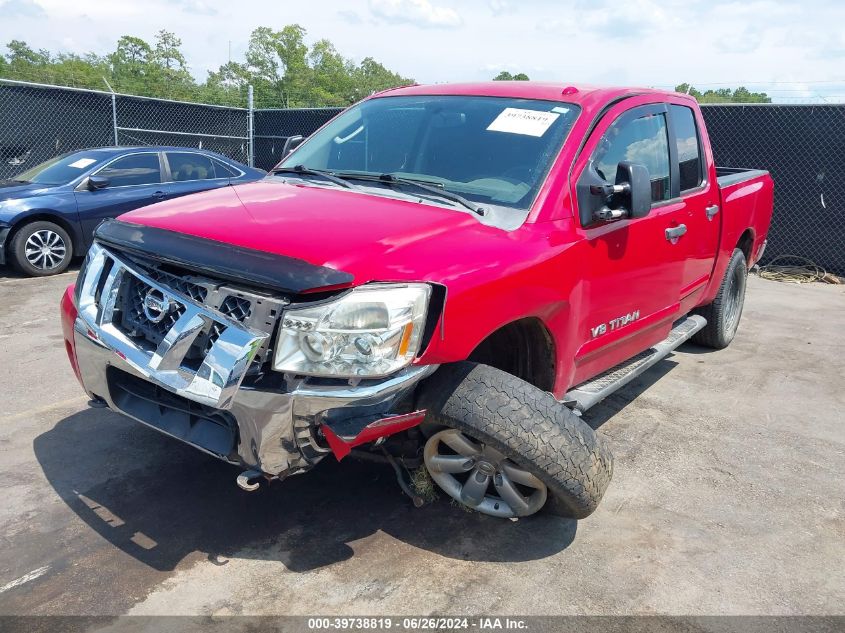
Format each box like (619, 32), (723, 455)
(705, 204), (719, 220)
(665, 224), (687, 241)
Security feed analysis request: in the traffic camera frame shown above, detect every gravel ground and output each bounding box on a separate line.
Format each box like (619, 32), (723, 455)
(0, 269), (842, 619)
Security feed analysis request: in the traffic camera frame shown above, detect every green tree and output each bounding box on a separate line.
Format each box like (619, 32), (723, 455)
(493, 71), (529, 81)
(308, 39), (355, 105)
(675, 83), (771, 103)
(1, 28), (413, 107)
(350, 57), (410, 101)
(109, 35), (154, 92)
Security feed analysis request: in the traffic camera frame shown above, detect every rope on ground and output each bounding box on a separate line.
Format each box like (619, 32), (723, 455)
(756, 255), (842, 284)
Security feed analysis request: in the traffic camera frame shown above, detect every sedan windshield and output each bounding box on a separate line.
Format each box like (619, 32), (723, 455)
(280, 95), (580, 212)
(15, 151), (105, 185)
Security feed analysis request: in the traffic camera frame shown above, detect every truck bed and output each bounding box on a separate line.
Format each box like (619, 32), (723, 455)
(716, 166), (770, 187)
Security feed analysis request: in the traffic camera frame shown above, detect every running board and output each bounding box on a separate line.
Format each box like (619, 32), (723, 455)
(564, 315), (707, 412)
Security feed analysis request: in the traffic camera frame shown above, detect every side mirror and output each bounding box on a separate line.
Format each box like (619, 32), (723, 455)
(617, 161), (651, 218)
(282, 135), (305, 157)
(579, 161), (652, 225)
(88, 175), (110, 190)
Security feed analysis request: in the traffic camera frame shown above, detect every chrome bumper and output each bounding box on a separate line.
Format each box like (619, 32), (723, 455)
(74, 319), (436, 475)
(72, 242), (437, 476)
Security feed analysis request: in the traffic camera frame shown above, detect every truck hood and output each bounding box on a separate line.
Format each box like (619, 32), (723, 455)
(118, 180), (515, 287)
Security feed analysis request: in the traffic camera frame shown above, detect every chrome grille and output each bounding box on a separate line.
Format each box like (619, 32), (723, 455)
(120, 274), (187, 344)
(145, 268), (208, 304)
(74, 243), (286, 409)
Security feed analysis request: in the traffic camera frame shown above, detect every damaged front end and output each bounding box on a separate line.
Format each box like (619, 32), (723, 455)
(65, 220), (438, 487)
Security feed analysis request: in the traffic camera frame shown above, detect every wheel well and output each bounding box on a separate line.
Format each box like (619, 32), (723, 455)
(467, 318), (556, 392)
(737, 229), (754, 267)
(7, 213), (83, 256)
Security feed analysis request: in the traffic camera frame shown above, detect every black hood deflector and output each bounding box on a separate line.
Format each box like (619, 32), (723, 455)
(94, 219), (354, 295)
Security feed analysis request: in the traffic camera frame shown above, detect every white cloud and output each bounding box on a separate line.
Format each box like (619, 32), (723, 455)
(488, 0), (512, 15)
(0, 0), (45, 18)
(174, 0), (217, 15)
(2, 0), (845, 103)
(338, 9), (365, 25)
(369, 0), (462, 29)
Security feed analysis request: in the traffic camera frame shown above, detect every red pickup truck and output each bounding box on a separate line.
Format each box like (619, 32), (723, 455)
(60, 82), (773, 520)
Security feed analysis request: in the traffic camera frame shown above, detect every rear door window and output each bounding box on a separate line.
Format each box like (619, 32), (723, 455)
(670, 105), (703, 191)
(166, 152), (218, 181)
(96, 153), (162, 187)
(212, 158), (239, 177)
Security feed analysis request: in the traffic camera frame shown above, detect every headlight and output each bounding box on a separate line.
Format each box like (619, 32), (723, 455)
(272, 283), (431, 378)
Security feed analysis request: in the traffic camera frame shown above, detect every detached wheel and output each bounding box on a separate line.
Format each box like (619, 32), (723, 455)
(693, 248), (747, 349)
(418, 362), (613, 519)
(10, 220), (73, 276)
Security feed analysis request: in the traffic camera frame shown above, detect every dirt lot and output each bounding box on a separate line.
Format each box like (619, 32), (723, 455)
(0, 269), (843, 617)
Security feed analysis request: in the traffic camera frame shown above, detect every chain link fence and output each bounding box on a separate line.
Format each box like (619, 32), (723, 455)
(2, 79), (843, 275)
(700, 104), (845, 275)
(253, 107), (343, 170)
(0, 79), (251, 179)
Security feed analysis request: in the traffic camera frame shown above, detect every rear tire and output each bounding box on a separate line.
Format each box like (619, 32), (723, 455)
(9, 220), (73, 276)
(693, 248), (747, 349)
(418, 362), (613, 519)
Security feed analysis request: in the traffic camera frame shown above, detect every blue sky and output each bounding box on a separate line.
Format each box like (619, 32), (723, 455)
(3, 0), (845, 102)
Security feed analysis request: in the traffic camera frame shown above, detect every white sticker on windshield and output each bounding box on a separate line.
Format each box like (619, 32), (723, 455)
(551, 106), (570, 114)
(68, 158), (97, 169)
(487, 108), (560, 137)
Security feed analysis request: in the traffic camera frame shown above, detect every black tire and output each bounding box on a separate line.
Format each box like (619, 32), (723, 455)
(9, 220), (73, 277)
(693, 248), (747, 349)
(418, 362), (613, 519)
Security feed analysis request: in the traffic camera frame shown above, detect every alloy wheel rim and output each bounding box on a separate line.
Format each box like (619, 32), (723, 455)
(724, 265), (746, 336)
(24, 229), (67, 270)
(424, 428), (547, 518)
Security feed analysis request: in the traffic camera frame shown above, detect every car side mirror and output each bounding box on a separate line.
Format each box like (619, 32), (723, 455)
(282, 135), (305, 157)
(88, 175), (110, 190)
(581, 161), (652, 224)
(617, 161), (652, 218)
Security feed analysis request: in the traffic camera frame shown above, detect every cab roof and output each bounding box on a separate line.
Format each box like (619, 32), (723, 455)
(373, 81), (691, 111)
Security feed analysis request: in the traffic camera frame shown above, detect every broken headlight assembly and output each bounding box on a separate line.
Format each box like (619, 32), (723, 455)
(272, 283), (431, 378)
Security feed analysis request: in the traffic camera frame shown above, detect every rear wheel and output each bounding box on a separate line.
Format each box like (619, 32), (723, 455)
(9, 220), (73, 276)
(418, 362), (613, 519)
(693, 248), (747, 349)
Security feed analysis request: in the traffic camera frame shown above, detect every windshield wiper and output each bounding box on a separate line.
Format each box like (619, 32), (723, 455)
(336, 172), (487, 216)
(272, 165), (355, 190)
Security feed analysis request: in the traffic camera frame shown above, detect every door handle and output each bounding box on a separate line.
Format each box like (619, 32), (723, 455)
(152, 190), (166, 200)
(665, 224), (687, 241)
(705, 204), (719, 220)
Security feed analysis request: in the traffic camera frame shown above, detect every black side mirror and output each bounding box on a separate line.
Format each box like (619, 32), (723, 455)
(88, 175), (110, 190)
(617, 161), (651, 218)
(282, 135), (305, 157)
(578, 161), (652, 225)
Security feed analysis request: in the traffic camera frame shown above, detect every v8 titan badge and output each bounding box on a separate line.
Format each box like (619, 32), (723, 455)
(591, 310), (640, 338)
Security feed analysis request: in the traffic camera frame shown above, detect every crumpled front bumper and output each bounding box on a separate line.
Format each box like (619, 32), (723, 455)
(62, 242), (437, 478)
(72, 318), (436, 475)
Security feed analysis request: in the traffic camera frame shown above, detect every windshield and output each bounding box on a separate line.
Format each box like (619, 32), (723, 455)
(281, 95), (580, 212)
(15, 151), (106, 185)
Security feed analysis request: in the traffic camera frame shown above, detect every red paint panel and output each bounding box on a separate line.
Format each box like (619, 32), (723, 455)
(322, 410), (428, 461)
(60, 284), (82, 386)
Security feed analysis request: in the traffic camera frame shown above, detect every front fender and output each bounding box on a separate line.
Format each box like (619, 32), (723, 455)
(0, 192), (84, 253)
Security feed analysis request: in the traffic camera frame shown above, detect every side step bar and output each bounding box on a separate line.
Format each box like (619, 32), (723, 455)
(564, 315), (707, 412)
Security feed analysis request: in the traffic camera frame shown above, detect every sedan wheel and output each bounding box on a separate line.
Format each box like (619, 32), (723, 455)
(25, 229), (67, 271)
(9, 221), (73, 276)
(424, 428), (548, 518)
